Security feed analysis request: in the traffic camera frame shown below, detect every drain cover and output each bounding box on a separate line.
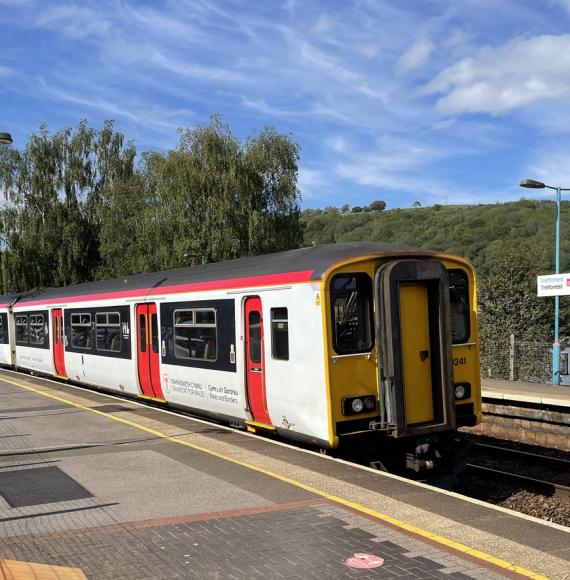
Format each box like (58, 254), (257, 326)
(0, 466), (93, 507)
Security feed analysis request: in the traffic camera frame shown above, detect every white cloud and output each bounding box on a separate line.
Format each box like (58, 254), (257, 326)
(397, 38), (433, 74)
(313, 13), (335, 34)
(331, 136), (453, 199)
(150, 51), (244, 83)
(298, 167), (327, 198)
(326, 135), (348, 153)
(299, 42), (386, 100)
(36, 5), (112, 39)
(36, 77), (194, 131)
(424, 34), (570, 115)
(528, 151), (570, 189)
(0, 65), (13, 77)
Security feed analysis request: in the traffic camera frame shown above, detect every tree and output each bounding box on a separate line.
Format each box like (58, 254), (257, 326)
(98, 116), (303, 276)
(477, 244), (554, 378)
(0, 120), (135, 292)
(351, 206), (363, 213)
(412, 201), (421, 208)
(369, 200), (386, 212)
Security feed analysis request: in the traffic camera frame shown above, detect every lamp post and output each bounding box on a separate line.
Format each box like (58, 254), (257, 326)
(0, 133), (12, 295)
(520, 178), (570, 385)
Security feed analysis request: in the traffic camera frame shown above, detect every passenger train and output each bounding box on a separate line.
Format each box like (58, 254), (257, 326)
(0, 243), (481, 475)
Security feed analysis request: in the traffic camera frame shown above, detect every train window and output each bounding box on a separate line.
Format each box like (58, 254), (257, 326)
(139, 314), (147, 353)
(15, 315), (28, 344)
(248, 311), (262, 363)
(151, 313), (159, 354)
(173, 308), (217, 361)
(330, 274), (374, 355)
(29, 314), (45, 345)
(96, 312), (121, 352)
(449, 269), (470, 344)
(271, 308), (289, 360)
(71, 313), (92, 349)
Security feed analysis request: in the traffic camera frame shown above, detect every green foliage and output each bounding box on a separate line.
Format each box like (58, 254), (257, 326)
(301, 200), (570, 278)
(477, 244), (555, 377)
(0, 117), (303, 291)
(369, 200), (386, 212)
(98, 117), (302, 277)
(0, 120), (135, 292)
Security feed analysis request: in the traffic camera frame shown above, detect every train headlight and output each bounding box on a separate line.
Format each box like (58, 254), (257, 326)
(454, 382), (471, 400)
(351, 398), (364, 413)
(364, 396), (376, 411)
(342, 395), (377, 415)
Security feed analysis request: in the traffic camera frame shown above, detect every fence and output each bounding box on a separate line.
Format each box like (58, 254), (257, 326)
(480, 334), (552, 383)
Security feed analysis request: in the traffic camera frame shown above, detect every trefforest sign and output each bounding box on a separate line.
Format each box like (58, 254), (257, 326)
(537, 273), (570, 297)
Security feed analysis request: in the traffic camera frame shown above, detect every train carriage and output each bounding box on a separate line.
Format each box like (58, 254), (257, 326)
(0, 243), (481, 474)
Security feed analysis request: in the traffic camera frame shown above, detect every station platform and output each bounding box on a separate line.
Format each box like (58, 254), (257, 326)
(0, 369), (568, 580)
(481, 378), (570, 408)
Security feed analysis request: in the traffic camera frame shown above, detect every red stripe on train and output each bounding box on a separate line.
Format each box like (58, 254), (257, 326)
(13, 270), (316, 308)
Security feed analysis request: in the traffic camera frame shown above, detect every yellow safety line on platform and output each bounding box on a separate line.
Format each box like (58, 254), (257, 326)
(2, 375), (548, 580)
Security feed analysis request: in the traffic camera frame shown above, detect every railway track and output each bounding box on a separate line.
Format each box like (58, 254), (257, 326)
(465, 442), (570, 498)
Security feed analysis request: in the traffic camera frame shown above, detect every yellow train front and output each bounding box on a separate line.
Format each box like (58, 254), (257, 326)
(321, 245), (480, 475)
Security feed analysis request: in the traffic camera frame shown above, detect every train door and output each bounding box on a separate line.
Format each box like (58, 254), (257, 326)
(376, 260), (455, 437)
(52, 308), (67, 378)
(136, 303), (164, 400)
(244, 297), (271, 424)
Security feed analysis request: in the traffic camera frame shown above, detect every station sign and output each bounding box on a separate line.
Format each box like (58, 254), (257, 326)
(537, 273), (570, 296)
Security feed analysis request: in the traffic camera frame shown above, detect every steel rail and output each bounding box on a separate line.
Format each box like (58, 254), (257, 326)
(465, 463), (570, 498)
(472, 442), (570, 470)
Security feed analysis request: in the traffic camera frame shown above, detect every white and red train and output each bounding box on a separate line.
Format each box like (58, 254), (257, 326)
(0, 243), (482, 473)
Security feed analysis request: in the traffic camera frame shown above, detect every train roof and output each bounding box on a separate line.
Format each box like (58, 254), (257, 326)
(1, 242), (444, 306)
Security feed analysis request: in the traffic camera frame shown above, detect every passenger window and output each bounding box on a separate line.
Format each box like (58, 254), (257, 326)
(173, 308), (217, 361)
(15, 315), (28, 344)
(449, 269), (470, 344)
(96, 312), (121, 352)
(248, 311), (262, 363)
(330, 274), (373, 354)
(271, 308), (289, 360)
(29, 314), (45, 345)
(71, 313), (92, 349)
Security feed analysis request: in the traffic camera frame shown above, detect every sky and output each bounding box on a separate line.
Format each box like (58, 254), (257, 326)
(2, 0), (570, 209)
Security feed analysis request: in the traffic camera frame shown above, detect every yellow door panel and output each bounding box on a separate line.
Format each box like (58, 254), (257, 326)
(400, 283), (434, 424)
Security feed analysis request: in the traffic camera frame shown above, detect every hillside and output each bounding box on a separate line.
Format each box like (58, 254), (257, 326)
(301, 200), (570, 276)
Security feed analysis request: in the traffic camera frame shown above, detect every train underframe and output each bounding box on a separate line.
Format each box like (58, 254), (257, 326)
(336, 429), (472, 483)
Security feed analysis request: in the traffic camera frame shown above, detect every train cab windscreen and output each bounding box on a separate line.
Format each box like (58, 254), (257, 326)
(449, 269), (470, 344)
(330, 274), (374, 354)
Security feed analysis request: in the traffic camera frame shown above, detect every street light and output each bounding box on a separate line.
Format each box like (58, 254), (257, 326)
(0, 132), (12, 295)
(520, 178), (570, 385)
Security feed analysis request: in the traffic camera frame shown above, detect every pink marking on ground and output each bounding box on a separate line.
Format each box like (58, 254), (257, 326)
(344, 553), (385, 569)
